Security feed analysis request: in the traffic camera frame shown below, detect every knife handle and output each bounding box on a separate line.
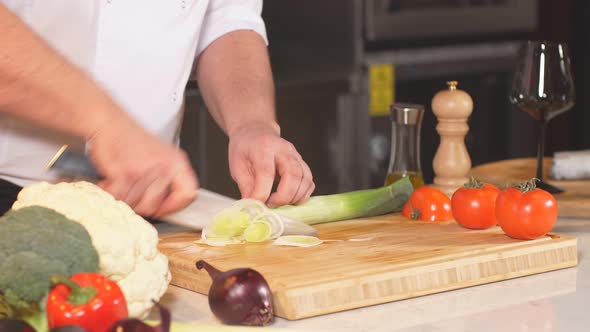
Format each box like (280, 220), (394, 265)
(47, 146), (103, 180)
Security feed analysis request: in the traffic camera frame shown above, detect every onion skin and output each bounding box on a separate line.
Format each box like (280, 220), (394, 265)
(196, 260), (274, 326)
(51, 327), (88, 332)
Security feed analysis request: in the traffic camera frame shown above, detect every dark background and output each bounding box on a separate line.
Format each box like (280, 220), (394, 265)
(181, 0), (590, 199)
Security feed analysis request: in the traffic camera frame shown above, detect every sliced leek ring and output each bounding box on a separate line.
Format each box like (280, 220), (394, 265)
(253, 211), (284, 239)
(233, 199), (267, 215)
(198, 199), (292, 246)
(242, 220), (273, 242)
(273, 235), (323, 247)
(207, 209), (251, 238)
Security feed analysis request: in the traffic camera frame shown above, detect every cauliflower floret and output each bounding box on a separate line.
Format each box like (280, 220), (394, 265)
(12, 181), (171, 318)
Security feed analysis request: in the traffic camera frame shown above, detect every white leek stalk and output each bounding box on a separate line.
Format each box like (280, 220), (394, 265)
(273, 177), (413, 225)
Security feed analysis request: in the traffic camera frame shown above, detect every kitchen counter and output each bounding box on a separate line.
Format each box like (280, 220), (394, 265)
(156, 218), (589, 332)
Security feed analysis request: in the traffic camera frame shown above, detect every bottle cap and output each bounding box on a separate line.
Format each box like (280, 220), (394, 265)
(390, 103), (424, 125)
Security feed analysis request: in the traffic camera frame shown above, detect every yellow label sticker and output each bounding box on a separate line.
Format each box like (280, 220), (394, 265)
(369, 64), (395, 116)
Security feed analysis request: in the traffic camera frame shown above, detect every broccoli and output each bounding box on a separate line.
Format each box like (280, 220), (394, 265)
(0, 206), (99, 324)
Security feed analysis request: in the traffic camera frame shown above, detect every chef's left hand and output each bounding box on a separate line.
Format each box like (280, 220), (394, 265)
(228, 122), (314, 207)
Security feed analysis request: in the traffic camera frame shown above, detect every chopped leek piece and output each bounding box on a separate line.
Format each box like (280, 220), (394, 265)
(208, 210), (251, 237)
(255, 211), (284, 239)
(195, 237), (244, 247)
(242, 220), (272, 242)
(200, 201), (286, 245)
(273, 177), (413, 225)
(347, 235), (377, 242)
(273, 235), (323, 247)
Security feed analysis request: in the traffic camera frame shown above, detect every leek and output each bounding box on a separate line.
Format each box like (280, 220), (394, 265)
(197, 177), (413, 246)
(273, 176), (413, 225)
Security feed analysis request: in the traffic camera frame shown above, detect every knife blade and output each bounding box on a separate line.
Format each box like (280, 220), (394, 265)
(46, 145), (318, 235)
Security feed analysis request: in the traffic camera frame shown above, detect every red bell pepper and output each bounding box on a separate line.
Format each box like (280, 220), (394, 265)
(47, 273), (128, 332)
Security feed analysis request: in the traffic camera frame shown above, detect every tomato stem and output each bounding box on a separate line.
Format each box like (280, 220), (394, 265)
(516, 178), (539, 193)
(463, 176), (484, 189)
(409, 201), (421, 220)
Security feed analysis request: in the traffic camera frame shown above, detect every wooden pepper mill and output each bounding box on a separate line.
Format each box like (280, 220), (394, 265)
(431, 81), (473, 196)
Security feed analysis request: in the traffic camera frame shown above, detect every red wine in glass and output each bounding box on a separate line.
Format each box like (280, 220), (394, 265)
(509, 41), (575, 194)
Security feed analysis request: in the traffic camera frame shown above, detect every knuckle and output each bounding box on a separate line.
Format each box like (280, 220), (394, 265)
(304, 172), (314, 184)
(257, 135), (274, 147)
(282, 140), (296, 151)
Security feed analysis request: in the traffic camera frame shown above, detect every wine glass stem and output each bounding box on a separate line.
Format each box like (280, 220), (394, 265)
(537, 119), (547, 182)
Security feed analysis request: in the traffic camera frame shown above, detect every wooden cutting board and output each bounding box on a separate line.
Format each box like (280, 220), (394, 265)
(471, 157), (590, 218)
(158, 214), (578, 320)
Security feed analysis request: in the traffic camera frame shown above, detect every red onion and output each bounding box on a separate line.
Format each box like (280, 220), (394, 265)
(107, 301), (170, 332)
(50, 327), (88, 332)
(0, 319), (35, 332)
(196, 260), (274, 326)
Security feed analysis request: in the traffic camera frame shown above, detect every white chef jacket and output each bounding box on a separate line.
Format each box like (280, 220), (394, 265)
(0, 0), (267, 187)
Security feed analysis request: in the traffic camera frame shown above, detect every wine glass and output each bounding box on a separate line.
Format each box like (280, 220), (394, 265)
(509, 41), (576, 194)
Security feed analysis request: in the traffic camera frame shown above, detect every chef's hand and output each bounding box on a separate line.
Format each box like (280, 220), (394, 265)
(228, 122), (314, 207)
(88, 123), (198, 218)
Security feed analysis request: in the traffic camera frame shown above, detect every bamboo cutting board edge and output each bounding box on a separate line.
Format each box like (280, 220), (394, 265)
(272, 236), (578, 319)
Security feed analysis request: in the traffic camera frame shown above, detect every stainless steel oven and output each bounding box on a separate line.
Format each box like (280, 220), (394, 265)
(366, 0), (538, 42)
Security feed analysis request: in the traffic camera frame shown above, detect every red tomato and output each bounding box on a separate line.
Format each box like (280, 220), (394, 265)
(495, 179), (558, 240)
(402, 186), (452, 222)
(451, 179), (500, 229)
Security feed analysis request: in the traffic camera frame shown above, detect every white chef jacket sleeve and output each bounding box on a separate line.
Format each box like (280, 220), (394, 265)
(196, 0), (268, 56)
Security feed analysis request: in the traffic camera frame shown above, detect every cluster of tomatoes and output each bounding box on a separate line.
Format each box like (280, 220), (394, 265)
(401, 178), (558, 240)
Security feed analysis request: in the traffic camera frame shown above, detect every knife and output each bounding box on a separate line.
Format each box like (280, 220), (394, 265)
(46, 145), (318, 235)
(46, 145), (102, 180)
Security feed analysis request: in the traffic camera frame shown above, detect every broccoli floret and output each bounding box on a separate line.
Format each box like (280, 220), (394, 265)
(0, 206), (99, 309)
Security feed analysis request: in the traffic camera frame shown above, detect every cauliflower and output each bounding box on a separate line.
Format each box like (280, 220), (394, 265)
(12, 181), (171, 318)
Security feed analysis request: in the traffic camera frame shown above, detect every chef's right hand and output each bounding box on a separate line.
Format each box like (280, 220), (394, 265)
(87, 123), (198, 219)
